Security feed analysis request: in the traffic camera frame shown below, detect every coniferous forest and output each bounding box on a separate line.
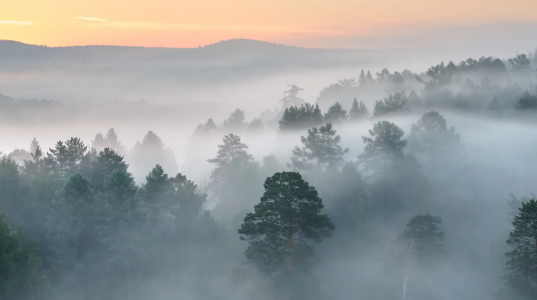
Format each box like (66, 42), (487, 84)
(1, 46), (537, 300)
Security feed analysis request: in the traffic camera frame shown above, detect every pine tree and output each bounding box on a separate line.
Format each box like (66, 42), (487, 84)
(47, 174), (98, 297)
(94, 168), (146, 299)
(280, 85), (305, 108)
(223, 108), (247, 132)
(24, 138), (44, 177)
(502, 199), (537, 299)
(0, 211), (50, 300)
(323, 102), (347, 124)
(248, 118), (264, 130)
(238, 171), (334, 276)
(388, 214), (446, 300)
(207, 134), (254, 186)
(358, 121), (431, 222)
(29, 138), (42, 161)
(509, 54), (531, 71)
(358, 121), (406, 174)
(193, 118), (218, 135)
(289, 123), (348, 173)
(392, 214), (446, 268)
(143, 164), (171, 209)
(90, 148), (128, 192)
(408, 111), (463, 162)
(131, 131), (178, 179)
(372, 92), (410, 117)
(46, 138), (91, 177)
(207, 134), (261, 221)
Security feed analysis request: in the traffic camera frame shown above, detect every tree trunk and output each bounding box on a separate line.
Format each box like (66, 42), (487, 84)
(402, 239), (414, 300)
(287, 218), (293, 273)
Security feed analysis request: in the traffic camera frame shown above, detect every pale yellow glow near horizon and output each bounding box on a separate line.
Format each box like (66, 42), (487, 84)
(1, 0), (536, 48)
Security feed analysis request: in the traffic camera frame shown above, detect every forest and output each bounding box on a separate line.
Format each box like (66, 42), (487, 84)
(1, 49), (537, 300)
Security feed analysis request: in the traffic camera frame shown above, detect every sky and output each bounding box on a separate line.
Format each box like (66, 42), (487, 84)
(1, 0), (537, 49)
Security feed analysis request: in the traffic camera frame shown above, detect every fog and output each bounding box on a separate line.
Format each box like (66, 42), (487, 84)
(1, 38), (537, 300)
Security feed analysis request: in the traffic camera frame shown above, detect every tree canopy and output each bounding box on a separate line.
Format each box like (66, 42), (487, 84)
(238, 171), (334, 276)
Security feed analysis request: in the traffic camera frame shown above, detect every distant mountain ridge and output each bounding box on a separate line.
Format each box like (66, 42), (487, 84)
(0, 38), (385, 66)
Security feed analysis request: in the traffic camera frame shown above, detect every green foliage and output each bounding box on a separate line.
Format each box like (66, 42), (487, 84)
(516, 90), (537, 110)
(90, 148), (128, 192)
(223, 108), (247, 132)
(408, 111), (463, 162)
(348, 98), (369, 120)
(289, 123), (348, 173)
(280, 85), (305, 108)
(372, 92), (410, 117)
(319, 163), (370, 242)
(45, 138), (92, 177)
(358, 121), (431, 223)
(248, 117), (264, 130)
(131, 131), (178, 178)
(393, 214), (446, 269)
(279, 103), (323, 132)
(323, 102), (347, 124)
(509, 54), (532, 71)
(194, 118), (217, 135)
(46, 173), (97, 296)
(0, 212), (49, 300)
(0, 157), (23, 215)
(207, 134), (261, 222)
(358, 121), (406, 175)
(316, 79), (357, 109)
(238, 172), (334, 276)
(502, 199), (537, 299)
(207, 134), (254, 186)
(92, 128), (124, 153)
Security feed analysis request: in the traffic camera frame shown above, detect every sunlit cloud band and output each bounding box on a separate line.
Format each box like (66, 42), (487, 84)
(75, 17), (108, 22)
(0, 20), (34, 25)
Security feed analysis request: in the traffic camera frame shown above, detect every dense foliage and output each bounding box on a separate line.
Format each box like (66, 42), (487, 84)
(1, 49), (537, 300)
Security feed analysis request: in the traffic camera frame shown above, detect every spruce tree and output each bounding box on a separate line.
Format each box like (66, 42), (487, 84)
(279, 103), (323, 132)
(348, 98), (369, 120)
(366, 70), (374, 83)
(358, 69), (367, 86)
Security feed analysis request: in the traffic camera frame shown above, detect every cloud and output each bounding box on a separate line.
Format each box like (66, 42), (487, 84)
(75, 17), (108, 22)
(85, 21), (341, 34)
(0, 20), (34, 25)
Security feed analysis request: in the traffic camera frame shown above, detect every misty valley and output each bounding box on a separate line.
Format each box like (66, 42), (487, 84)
(1, 40), (537, 300)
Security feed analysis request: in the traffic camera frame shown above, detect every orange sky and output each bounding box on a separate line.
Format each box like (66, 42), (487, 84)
(1, 0), (537, 48)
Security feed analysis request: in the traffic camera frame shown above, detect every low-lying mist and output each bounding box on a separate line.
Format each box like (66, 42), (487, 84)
(1, 40), (537, 300)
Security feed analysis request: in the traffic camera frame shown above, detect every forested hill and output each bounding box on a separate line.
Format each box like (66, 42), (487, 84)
(0, 39), (388, 67)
